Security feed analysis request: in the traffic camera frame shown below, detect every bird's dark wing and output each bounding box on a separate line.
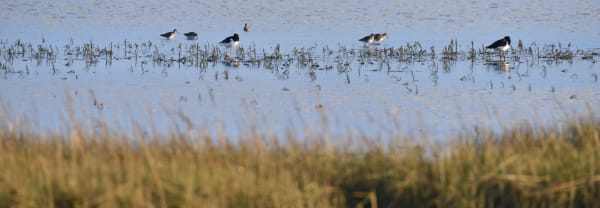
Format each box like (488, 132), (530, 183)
(358, 35), (370, 42)
(219, 36), (233, 44)
(486, 39), (507, 49)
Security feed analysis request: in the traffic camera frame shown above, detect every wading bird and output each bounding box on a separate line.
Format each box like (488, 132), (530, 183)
(160, 29), (177, 40)
(184, 32), (198, 40)
(359, 33), (375, 46)
(219, 33), (240, 56)
(486, 36), (511, 61)
(374, 33), (387, 44)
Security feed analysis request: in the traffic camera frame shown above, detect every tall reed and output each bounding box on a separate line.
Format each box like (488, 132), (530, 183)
(0, 114), (599, 207)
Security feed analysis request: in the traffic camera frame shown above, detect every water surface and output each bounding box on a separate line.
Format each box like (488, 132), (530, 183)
(1, 0), (599, 140)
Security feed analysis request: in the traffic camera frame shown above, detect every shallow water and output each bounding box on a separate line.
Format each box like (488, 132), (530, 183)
(2, 0), (600, 47)
(1, 0), (599, 140)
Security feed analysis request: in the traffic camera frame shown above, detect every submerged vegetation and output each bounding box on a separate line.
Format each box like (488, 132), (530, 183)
(0, 113), (599, 207)
(0, 39), (597, 76)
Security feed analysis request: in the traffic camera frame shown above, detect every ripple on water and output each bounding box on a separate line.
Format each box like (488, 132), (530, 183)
(0, 0), (599, 139)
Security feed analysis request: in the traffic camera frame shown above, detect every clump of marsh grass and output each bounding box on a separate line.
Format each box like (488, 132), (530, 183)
(1, 39), (598, 78)
(539, 43), (576, 60)
(442, 39), (459, 60)
(394, 41), (427, 62)
(0, 109), (599, 207)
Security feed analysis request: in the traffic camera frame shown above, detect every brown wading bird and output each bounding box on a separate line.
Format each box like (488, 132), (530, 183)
(486, 36), (511, 61)
(160, 29), (177, 40)
(374, 33), (387, 44)
(184, 32), (198, 40)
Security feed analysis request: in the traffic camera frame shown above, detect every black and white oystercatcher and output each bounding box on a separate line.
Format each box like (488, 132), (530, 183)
(486, 36), (511, 60)
(219, 33), (240, 56)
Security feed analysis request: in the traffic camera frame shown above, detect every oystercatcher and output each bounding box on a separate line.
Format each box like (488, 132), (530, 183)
(219, 33), (240, 56)
(486, 36), (511, 60)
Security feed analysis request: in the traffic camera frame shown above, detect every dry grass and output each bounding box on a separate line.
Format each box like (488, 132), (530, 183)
(0, 114), (599, 208)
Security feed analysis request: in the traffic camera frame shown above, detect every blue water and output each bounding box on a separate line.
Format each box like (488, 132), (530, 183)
(1, 0), (599, 140)
(2, 0), (599, 47)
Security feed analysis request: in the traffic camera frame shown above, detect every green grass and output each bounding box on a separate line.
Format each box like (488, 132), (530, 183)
(0, 116), (599, 207)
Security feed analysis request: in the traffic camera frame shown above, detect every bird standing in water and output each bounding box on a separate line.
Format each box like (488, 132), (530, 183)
(184, 32), (198, 40)
(243, 23), (251, 32)
(359, 33), (375, 46)
(219, 33), (240, 56)
(374, 33), (387, 44)
(160, 29), (177, 40)
(486, 36), (511, 61)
